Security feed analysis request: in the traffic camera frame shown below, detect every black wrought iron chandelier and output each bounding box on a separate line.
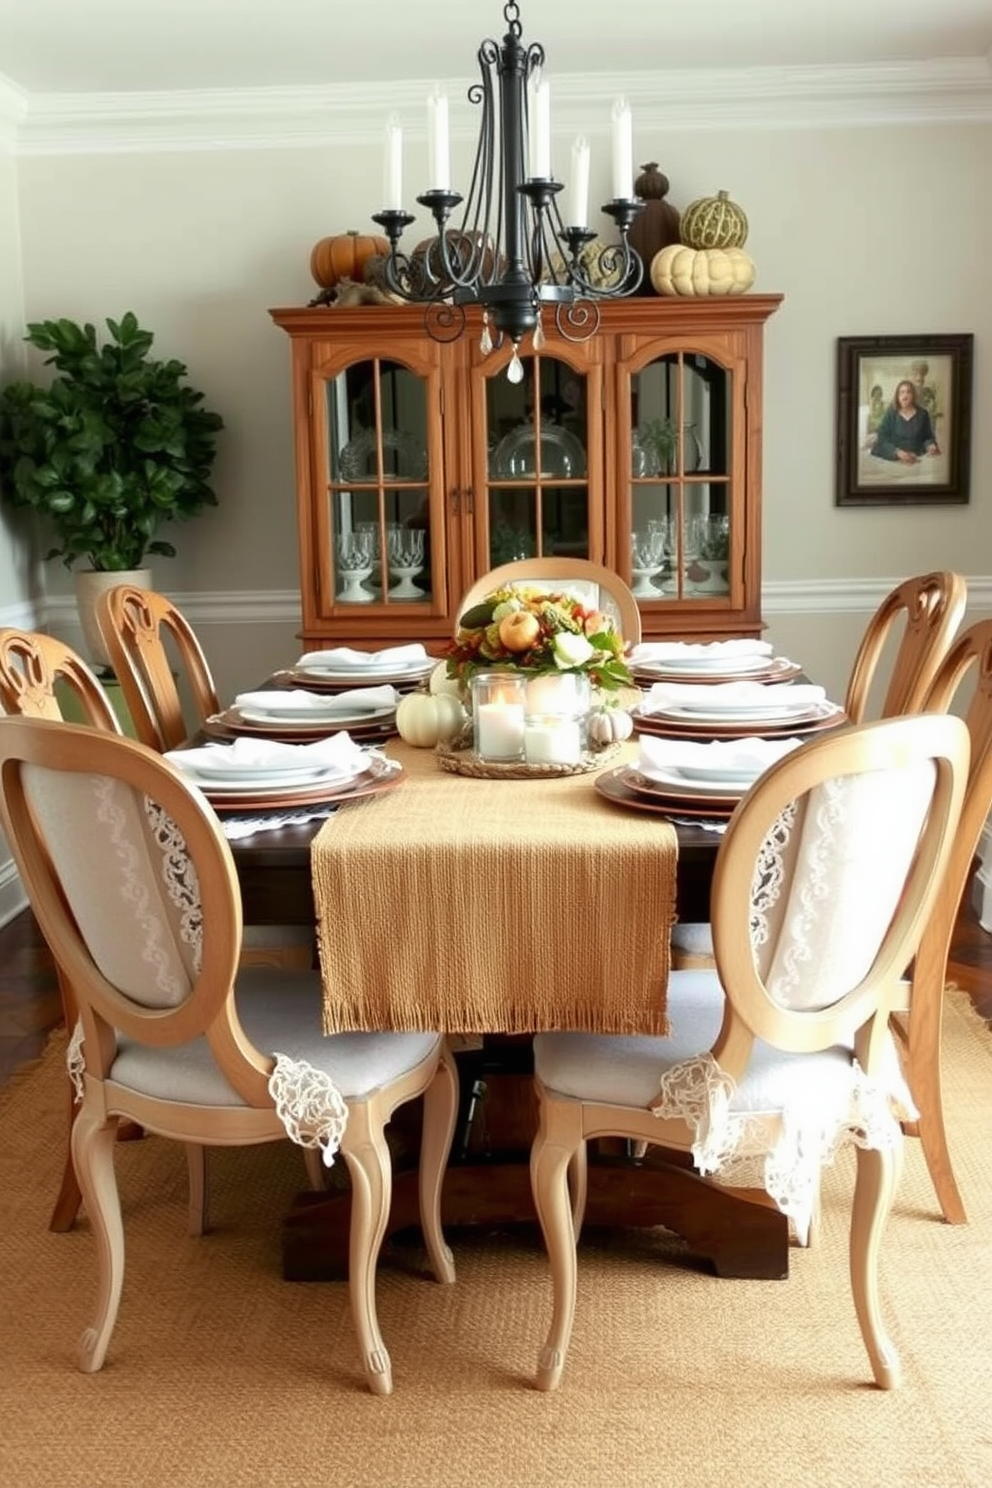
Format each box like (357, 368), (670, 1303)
(372, 0), (644, 381)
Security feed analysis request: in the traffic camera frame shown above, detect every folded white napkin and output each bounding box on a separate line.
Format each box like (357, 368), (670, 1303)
(637, 734), (804, 780)
(295, 644), (428, 670)
(234, 686), (399, 715)
(628, 639), (774, 665)
(166, 733), (370, 780)
(640, 681), (827, 714)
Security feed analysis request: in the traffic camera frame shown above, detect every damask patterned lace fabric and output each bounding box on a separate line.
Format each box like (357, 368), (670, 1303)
(650, 1049), (915, 1246)
(61, 780), (350, 1165)
(649, 766), (929, 1244)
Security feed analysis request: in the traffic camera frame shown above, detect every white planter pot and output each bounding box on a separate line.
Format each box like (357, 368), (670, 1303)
(74, 568), (151, 670)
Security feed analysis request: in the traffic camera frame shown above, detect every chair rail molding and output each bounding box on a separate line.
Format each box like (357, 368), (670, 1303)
(40, 579), (992, 630)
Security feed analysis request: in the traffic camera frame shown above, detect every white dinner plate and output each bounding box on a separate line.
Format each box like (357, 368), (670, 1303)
(661, 700), (816, 721)
(637, 654), (771, 676)
(625, 765), (746, 800)
(237, 702), (396, 725)
(293, 661), (434, 685)
(178, 764), (364, 792)
(669, 762), (765, 786)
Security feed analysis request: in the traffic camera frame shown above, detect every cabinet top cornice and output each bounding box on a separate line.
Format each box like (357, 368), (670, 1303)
(269, 294), (784, 338)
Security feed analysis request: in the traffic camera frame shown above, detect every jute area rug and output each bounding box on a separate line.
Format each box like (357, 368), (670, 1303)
(1, 994), (991, 1488)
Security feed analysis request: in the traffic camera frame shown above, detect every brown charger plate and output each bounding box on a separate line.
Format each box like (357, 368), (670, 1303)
(633, 657), (802, 687)
(200, 764), (404, 814)
(202, 707), (398, 744)
(594, 767), (737, 821)
(632, 703), (847, 742)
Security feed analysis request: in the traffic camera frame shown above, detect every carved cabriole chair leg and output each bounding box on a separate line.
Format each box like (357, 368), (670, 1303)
(850, 1141), (903, 1390)
(419, 1043), (459, 1285)
(341, 1100), (395, 1397)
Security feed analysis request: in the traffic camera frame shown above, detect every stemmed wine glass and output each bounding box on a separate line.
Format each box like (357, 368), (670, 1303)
(387, 527), (426, 601)
(630, 524), (668, 598)
(335, 531), (375, 603)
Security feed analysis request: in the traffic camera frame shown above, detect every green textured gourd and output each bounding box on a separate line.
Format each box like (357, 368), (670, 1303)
(680, 189), (749, 250)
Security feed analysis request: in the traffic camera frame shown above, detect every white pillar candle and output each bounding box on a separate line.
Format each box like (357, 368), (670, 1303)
(524, 715), (582, 766)
(427, 87), (450, 191)
(568, 136), (590, 227)
(476, 702), (526, 760)
(610, 96), (633, 200)
(525, 672), (589, 715)
(383, 114), (403, 210)
(527, 68), (552, 179)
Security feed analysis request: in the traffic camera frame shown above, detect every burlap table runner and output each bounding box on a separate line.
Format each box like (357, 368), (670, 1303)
(311, 742), (677, 1036)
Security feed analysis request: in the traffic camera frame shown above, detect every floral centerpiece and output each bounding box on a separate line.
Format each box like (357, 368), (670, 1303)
(446, 585), (633, 691)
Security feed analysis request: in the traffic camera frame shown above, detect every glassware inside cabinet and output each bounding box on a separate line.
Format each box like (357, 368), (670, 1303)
(484, 353), (590, 567)
(630, 352), (732, 601)
(325, 358), (432, 604)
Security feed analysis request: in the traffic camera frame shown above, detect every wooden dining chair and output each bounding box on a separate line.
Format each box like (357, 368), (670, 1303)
(94, 582), (314, 972)
(0, 627), (129, 1231)
(843, 570), (967, 723)
(0, 627), (120, 732)
(670, 570), (968, 973)
(887, 617), (992, 1225)
(0, 715), (458, 1394)
(457, 558), (642, 646)
(94, 582), (219, 752)
(529, 712), (969, 1391)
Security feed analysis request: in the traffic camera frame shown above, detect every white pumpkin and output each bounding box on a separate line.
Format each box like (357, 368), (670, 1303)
(428, 661), (466, 699)
(587, 706), (635, 746)
(395, 690), (466, 747)
(650, 244), (756, 297)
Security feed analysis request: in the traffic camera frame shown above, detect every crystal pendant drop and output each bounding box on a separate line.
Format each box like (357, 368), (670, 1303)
(479, 313), (493, 356)
(507, 347), (524, 384)
(533, 314), (546, 352)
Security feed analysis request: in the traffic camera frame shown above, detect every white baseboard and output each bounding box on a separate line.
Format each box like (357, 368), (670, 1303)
(0, 862), (28, 928)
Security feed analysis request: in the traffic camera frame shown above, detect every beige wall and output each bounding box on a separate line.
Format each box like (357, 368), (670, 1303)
(1, 84), (990, 917)
(2, 106), (991, 697)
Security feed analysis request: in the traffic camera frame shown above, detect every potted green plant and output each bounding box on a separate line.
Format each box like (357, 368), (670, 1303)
(0, 312), (224, 665)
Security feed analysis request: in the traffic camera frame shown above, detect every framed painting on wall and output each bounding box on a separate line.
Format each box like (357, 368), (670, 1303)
(836, 333), (973, 506)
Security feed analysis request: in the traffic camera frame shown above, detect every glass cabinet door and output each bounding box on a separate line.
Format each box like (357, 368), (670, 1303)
(479, 352), (593, 568)
(324, 357), (433, 608)
(629, 352), (732, 602)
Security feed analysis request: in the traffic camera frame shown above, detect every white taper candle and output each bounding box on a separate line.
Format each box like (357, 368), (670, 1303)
(427, 87), (450, 191)
(610, 97), (633, 199)
(527, 68), (552, 179)
(568, 136), (590, 226)
(383, 114), (403, 210)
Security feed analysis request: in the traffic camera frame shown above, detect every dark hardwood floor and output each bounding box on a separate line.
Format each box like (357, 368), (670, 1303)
(2, 899), (992, 1093)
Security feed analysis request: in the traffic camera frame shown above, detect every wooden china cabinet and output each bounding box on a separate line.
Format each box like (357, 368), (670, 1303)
(270, 294), (782, 652)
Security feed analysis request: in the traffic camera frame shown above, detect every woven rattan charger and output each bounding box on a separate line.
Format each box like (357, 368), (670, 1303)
(436, 733), (621, 780)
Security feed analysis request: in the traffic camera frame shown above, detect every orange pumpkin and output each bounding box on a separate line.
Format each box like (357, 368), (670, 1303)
(309, 230), (390, 290)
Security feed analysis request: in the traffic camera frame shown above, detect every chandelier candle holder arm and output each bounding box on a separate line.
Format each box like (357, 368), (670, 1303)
(371, 0), (643, 370)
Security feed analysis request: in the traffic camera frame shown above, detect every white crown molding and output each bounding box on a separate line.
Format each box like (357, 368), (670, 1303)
(4, 56), (991, 156)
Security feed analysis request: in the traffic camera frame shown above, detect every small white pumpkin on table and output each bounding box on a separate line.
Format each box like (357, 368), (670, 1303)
(395, 688), (467, 748)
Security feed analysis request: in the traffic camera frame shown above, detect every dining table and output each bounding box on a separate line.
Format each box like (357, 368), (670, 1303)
(218, 730), (791, 1284)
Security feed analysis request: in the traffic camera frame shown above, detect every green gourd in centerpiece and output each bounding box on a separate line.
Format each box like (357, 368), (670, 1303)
(680, 189), (749, 251)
